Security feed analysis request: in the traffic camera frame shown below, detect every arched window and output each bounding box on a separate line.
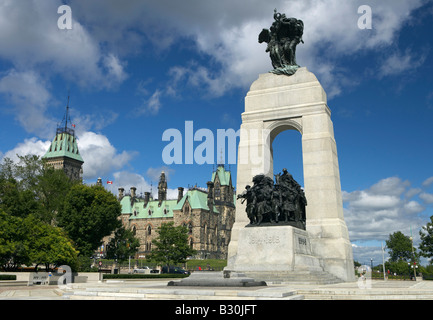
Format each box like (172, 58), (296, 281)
(147, 225), (152, 236)
(132, 225), (136, 236)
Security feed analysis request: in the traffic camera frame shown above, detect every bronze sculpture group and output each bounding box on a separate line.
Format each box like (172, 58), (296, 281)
(237, 169), (307, 230)
(259, 9), (304, 76)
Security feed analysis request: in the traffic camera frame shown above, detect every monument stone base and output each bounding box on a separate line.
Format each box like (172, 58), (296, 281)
(224, 226), (343, 284)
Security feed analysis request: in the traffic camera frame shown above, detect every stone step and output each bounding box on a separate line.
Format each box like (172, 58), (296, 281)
(60, 286), (305, 300)
(298, 288), (433, 300)
(244, 270), (343, 285)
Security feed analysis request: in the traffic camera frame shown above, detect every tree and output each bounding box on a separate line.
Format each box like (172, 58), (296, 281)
(35, 166), (76, 224)
(386, 231), (417, 262)
(0, 177), (41, 219)
(24, 215), (78, 271)
(106, 227), (140, 262)
(57, 184), (121, 257)
(0, 156), (75, 224)
(147, 222), (196, 269)
(0, 210), (31, 271)
(0, 211), (78, 271)
(419, 216), (433, 264)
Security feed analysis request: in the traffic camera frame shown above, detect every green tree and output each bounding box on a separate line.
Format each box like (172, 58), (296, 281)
(0, 210), (30, 270)
(0, 211), (78, 271)
(0, 177), (41, 219)
(24, 215), (78, 271)
(147, 222), (196, 269)
(419, 216), (433, 264)
(35, 166), (75, 224)
(106, 227), (140, 263)
(386, 231), (417, 262)
(57, 184), (121, 257)
(0, 156), (74, 224)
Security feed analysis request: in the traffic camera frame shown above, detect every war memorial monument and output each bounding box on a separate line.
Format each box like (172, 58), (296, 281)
(171, 9), (355, 286)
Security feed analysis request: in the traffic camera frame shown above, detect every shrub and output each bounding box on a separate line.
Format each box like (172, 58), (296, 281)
(103, 273), (188, 280)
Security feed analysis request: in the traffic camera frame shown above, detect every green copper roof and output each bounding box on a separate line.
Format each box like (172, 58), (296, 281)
(173, 188), (219, 213)
(211, 165), (232, 186)
(42, 132), (83, 163)
(122, 188), (219, 221)
(128, 198), (178, 220)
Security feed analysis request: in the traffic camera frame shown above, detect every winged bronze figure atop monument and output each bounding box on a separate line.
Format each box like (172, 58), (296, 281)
(259, 9), (304, 76)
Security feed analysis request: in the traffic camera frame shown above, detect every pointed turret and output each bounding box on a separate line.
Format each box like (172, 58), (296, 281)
(42, 96), (84, 181)
(158, 171), (167, 205)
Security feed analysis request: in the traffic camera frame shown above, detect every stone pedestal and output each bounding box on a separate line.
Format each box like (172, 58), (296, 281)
(231, 226), (322, 273)
(226, 68), (355, 282)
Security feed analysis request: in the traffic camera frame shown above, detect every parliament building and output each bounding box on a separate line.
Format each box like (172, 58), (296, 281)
(42, 101), (235, 260)
(117, 165), (236, 260)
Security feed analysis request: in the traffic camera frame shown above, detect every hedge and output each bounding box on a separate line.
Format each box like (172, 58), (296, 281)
(0, 275), (16, 281)
(103, 273), (189, 280)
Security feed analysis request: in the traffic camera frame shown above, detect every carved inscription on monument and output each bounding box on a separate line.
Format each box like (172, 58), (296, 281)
(295, 234), (310, 255)
(248, 234), (280, 245)
(298, 237), (307, 246)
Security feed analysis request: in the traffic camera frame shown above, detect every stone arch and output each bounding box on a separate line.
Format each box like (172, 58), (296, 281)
(264, 118), (304, 182)
(227, 68), (355, 282)
(266, 118), (303, 143)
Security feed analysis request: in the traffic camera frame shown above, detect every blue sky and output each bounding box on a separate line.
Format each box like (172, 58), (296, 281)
(0, 0), (432, 265)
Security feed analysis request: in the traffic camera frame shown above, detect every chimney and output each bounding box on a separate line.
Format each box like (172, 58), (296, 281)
(177, 187), (184, 203)
(144, 192), (150, 206)
(130, 186), (137, 198)
(118, 187), (124, 200)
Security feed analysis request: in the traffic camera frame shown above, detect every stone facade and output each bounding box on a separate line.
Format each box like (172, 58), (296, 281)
(118, 165), (235, 260)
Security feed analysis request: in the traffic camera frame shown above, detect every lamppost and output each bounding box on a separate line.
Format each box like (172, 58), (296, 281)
(409, 236), (416, 280)
(381, 242), (387, 281)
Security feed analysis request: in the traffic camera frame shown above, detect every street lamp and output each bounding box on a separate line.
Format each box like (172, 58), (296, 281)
(409, 236), (416, 280)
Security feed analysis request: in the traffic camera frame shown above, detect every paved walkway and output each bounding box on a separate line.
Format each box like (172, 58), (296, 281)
(1, 279), (433, 300)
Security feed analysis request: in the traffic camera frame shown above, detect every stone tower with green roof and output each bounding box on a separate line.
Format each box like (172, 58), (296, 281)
(42, 97), (84, 181)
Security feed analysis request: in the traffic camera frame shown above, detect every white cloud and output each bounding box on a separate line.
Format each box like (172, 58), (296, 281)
(0, 69), (55, 138)
(112, 170), (180, 200)
(379, 49), (427, 78)
(419, 192), (433, 204)
(1, 137), (51, 162)
(422, 176), (433, 188)
(78, 131), (137, 180)
(102, 54), (129, 86)
(343, 177), (426, 242)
